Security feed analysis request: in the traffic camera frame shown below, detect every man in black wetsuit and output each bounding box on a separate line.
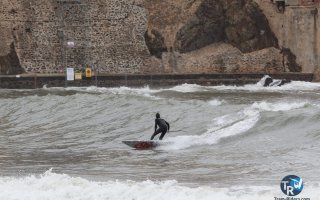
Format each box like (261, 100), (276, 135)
(150, 113), (170, 140)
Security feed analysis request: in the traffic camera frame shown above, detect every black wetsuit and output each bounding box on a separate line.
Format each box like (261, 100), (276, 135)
(150, 118), (170, 140)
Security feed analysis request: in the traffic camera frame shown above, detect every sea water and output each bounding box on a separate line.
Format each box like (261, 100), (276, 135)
(0, 78), (320, 200)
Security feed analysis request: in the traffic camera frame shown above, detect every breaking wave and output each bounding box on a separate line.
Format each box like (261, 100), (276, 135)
(252, 101), (309, 112)
(1, 170), (319, 200)
(160, 99), (313, 150)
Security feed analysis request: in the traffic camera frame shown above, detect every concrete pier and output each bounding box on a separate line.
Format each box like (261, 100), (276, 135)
(0, 73), (314, 89)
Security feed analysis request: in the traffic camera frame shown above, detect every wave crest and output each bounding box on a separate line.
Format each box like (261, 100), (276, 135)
(3, 170), (319, 200)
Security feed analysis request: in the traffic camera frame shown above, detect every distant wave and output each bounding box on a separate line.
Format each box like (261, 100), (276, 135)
(208, 99), (223, 106)
(211, 80), (320, 92)
(164, 79), (320, 93)
(252, 101), (309, 112)
(1, 170), (319, 200)
(38, 77), (320, 98)
(167, 84), (206, 93)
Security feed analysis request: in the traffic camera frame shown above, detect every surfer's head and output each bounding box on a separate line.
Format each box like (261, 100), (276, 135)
(156, 113), (160, 118)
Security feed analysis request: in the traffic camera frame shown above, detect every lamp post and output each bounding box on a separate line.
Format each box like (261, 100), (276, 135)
(92, 60), (98, 87)
(65, 41), (75, 87)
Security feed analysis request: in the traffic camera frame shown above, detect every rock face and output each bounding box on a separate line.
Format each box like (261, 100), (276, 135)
(144, 29), (167, 59)
(0, 0), (318, 75)
(143, 0), (290, 74)
(175, 0), (278, 53)
(254, 0), (320, 73)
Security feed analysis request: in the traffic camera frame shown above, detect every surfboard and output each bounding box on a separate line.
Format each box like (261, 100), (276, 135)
(122, 140), (159, 150)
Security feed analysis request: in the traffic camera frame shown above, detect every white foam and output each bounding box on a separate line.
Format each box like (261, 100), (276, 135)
(203, 107), (260, 144)
(44, 85), (158, 95)
(252, 101), (308, 112)
(0, 170), (319, 200)
(43, 76), (320, 96)
(277, 80), (320, 91)
(160, 99), (311, 150)
(212, 79), (320, 92)
(64, 86), (162, 99)
(108, 78), (320, 94)
(208, 99), (223, 106)
(161, 106), (260, 150)
(167, 84), (205, 93)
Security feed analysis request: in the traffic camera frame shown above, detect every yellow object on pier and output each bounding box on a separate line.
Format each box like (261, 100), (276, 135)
(85, 68), (92, 78)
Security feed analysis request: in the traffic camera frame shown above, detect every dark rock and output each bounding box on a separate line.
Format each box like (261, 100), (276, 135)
(174, 0), (278, 53)
(262, 75), (291, 87)
(281, 48), (302, 72)
(144, 29), (168, 59)
(263, 76), (273, 86)
(174, 0), (225, 53)
(277, 79), (291, 86)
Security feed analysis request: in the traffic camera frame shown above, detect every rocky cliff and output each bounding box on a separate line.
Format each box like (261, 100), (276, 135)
(0, 0), (319, 75)
(255, 0), (319, 73)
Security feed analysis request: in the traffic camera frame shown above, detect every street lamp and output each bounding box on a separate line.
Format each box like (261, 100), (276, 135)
(65, 41), (75, 87)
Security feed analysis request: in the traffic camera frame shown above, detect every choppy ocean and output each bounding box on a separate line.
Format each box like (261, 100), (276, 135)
(0, 77), (320, 200)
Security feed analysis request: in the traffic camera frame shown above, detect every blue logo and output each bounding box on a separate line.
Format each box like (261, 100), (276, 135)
(280, 175), (303, 196)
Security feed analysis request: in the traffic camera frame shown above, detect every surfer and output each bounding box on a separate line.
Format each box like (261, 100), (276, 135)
(150, 113), (170, 140)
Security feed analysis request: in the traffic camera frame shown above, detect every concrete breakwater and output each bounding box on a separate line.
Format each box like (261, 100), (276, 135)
(0, 73), (314, 89)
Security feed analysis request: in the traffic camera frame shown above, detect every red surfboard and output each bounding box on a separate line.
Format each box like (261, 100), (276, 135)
(122, 140), (159, 150)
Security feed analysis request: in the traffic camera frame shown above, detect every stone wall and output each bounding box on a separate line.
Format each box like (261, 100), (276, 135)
(0, 0), (319, 75)
(0, 0), (149, 74)
(255, 0), (320, 73)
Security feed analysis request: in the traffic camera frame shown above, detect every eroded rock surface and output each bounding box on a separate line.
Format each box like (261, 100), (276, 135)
(0, 0), (318, 74)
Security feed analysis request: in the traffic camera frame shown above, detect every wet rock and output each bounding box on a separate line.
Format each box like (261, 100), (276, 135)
(262, 75), (291, 87)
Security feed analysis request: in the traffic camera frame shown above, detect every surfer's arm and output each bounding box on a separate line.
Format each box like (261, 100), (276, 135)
(154, 119), (157, 132)
(166, 121), (170, 131)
